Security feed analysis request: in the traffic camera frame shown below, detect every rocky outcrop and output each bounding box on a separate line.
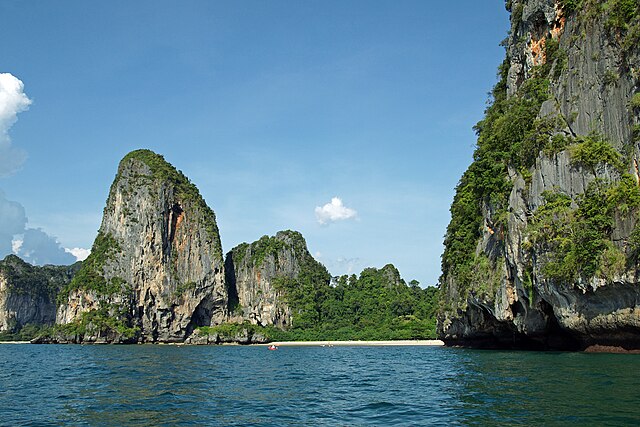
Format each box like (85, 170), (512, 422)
(55, 150), (227, 343)
(0, 255), (79, 332)
(225, 230), (323, 328)
(185, 326), (270, 345)
(438, 0), (640, 350)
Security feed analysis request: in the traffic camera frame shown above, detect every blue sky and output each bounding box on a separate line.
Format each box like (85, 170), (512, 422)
(0, 1), (509, 286)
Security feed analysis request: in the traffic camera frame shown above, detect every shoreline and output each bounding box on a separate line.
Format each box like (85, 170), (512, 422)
(1, 339), (446, 346)
(258, 340), (445, 347)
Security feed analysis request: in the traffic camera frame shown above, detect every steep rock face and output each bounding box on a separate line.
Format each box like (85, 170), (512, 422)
(56, 150), (227, 343)
(225, 231), (321, 328)
(439, 0), (640, 349)
(0, 255), (79, 332)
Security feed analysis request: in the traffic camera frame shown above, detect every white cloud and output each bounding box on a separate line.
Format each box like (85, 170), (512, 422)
(11, 237), (23, 254)
(322, 256), (364, 278)
(1, 192), (76, 265)
(334, 257), (362, 275)
(0, 75), (77, 266)
(15, 228), (76, 266)
(0, 73), (32, 177)
(65, 247), (91, 262)
(315, 197), (357, 225)
(0, 190), (27, 255)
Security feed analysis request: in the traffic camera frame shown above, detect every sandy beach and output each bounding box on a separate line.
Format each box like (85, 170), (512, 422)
(260, 340), (445, 347)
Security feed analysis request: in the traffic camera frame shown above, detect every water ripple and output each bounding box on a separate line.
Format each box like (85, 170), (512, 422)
(0, 345), (639, 426)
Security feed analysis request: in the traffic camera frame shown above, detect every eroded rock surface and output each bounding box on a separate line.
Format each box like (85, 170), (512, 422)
(56, 150), (227, 343)
(225, 230), (323, 328)
(0, 255), (79, 332)
(438, 0), (640, 350)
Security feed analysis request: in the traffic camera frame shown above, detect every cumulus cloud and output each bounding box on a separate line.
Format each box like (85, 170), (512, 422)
(0, 73), (32, 177)
(11, 238), (23, 254)
(0, 74), (87, 266)
(318, 254), (363, 279)
(14, 228), (76, 266)
(315, 197), (358, 225)
(0, 191), (81, 265)
(333, 257), (362, 275)
(0, 73), (88, 265)
(0, 190), (27, 256)
(65, 247), (91, 262)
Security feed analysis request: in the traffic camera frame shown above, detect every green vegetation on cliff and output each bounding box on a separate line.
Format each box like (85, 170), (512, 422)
(236, 231), (307, 268)
(441, 57), (553, 293)
(116, 149), (223, 259)
(118, 149), (207, 205)
(0, 255), (80, 340)
(527, 174), (640, 283)
(55, 302), (139, 342)
(440, 0), (637, 306)
(0, 255), (80, 300)
(57, 232), (123, 303)
(560, 0), (640, 53)
(570, 133), (624, 173)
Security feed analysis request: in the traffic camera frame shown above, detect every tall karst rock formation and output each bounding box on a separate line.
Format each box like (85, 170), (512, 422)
(225, 230), (328, 329)
(56, 150), (227, 343)
(439, 0), (640, 350)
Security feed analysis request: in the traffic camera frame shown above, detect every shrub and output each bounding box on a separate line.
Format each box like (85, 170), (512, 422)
(597, 241), (626, 280)
(545, 134), (570, 155)
(630, 93), (640, 110)
(603, 69), (619, 86)
(527, 176), (640, 284)
(570, 133), (624, 173)
(632, 125), (640, 141)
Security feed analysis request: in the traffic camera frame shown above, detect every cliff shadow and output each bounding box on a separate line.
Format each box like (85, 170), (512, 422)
(224, 252), (240, 314)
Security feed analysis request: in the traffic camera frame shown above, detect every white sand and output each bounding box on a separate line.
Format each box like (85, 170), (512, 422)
(260, 340), (444, 347)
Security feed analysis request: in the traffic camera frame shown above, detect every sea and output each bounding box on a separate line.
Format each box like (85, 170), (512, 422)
(0, 344), (638, 426)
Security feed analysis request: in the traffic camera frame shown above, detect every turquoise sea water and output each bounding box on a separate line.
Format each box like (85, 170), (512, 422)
(0, 344), (638, 426)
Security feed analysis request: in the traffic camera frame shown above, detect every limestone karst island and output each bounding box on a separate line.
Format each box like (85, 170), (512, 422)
(1, 150), (438, 344)
(1, 0), (640, 353)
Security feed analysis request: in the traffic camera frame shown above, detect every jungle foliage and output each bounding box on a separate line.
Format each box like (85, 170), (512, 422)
(273, 264), (439, 340)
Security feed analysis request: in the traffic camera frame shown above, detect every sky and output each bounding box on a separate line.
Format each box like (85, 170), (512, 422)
(0, 0), (510, 286)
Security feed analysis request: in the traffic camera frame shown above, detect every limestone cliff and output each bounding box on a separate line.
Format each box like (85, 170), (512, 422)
(56, 150), (227, 343)
(225, 230), (324, 328)
(0, 255), (79, 333)
(439, 0), (640, 350)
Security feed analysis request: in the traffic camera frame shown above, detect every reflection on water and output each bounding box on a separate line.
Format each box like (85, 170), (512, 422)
(0, 344), (638, 426)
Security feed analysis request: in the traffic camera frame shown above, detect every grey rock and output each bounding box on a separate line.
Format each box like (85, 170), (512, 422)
(226, 230), (325, 328)
(0, 255), (78, 332)
(439, 1), (640, 350)
(56, 150), (227, 343)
